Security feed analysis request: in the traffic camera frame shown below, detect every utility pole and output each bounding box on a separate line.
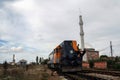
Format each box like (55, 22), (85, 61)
(110, 41), (113, 57)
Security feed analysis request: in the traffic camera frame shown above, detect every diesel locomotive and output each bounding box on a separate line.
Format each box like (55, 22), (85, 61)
(48, 40), (86, 72)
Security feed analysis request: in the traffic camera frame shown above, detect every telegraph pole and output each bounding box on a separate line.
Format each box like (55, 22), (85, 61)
(110, 41), (113, 57)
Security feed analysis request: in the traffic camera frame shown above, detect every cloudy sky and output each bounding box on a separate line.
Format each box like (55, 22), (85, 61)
(0, 0), (120, 63)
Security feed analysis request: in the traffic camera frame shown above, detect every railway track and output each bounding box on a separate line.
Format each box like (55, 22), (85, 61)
(62, 70), (120, 80)
(82, 69), (120, 77)
(64, 72), (105, 80)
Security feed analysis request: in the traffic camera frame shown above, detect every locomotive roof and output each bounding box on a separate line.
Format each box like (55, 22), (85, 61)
(63, 40), (76, 42)
(49, 40), (77, 56)
(60, 40), (76, 44)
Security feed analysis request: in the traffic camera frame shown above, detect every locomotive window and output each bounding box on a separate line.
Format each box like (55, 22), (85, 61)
(71, 43), (73, 46)
(49, 54), (53, 60)
(56, 48), (58, 53)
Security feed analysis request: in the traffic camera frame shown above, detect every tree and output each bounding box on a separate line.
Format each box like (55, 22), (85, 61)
(100, 55), (108, 60)
(3, 61), (8, 75)
(3, 61), (8, 70)
(107, 60), (115, 69)
(36, 56), (39, 64)
(89, 60), (94, 68)
(39, 57), (42, 64)
(115, 56), (120, 62)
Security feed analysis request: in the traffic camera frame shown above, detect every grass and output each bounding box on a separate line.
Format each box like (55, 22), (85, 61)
(0, 65), (50, 80)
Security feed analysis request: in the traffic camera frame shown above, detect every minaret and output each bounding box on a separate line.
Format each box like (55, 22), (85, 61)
(79, 15), (87, 61)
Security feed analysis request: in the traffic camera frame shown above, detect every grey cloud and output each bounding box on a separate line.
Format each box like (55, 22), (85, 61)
(0, 0), (17, 7)
(33, 0), (120, 56)
(0, 0), (120, 63)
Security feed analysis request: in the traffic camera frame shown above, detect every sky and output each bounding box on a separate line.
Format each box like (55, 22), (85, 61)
(0, 0), (120, 63)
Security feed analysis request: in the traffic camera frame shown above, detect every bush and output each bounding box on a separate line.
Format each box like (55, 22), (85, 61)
(89, 60), (94, 68)
(113, 63), (120, 70)
(41, 72), (49, 80)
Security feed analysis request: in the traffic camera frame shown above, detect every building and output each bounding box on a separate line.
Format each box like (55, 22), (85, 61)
(94, 61), (107, 69)
(85, 48), (99, 61)
(19, 59), (27, 67)
(82, 62), (89, 68)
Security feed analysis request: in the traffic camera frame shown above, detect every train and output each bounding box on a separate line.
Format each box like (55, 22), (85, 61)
(48, 40), (86, 72)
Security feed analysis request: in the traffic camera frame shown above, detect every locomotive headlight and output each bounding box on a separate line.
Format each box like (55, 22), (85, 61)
(70, 50), (73, 54)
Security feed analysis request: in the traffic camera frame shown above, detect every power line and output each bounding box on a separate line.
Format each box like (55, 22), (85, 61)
(98, 46), (109, 52)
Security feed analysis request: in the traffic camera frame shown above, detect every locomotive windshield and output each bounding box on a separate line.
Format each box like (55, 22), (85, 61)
(64, 41), (75, 55)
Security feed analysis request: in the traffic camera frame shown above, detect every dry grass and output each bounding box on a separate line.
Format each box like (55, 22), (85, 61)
(0, 65), (50, 80)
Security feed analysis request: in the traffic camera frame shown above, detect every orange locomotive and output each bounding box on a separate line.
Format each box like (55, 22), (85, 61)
(48, 40), (86, 72)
